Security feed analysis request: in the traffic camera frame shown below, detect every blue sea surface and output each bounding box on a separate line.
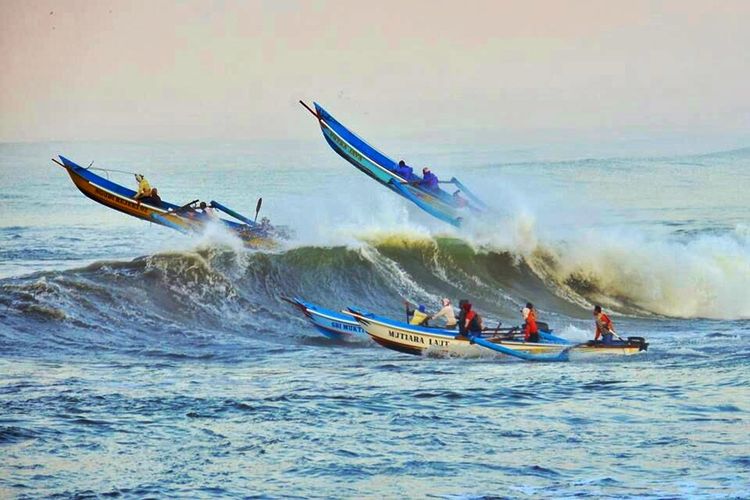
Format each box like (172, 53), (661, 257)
(0, 141), (748, 497)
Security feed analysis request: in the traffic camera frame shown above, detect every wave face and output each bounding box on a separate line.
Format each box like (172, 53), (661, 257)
(1, 224), (748, 356)
(526, 224), (750, 319)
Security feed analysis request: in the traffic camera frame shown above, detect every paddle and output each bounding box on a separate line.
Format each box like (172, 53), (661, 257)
(254, 197), (263, 223)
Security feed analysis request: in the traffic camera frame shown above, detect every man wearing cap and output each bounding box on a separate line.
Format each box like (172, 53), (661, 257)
(405, 301), (430, 326)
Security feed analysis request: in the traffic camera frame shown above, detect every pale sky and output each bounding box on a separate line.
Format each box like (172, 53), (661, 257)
(1, 0), (748, 146)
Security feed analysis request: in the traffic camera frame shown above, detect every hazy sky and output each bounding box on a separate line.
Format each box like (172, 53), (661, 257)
(1, 0), (748, 146)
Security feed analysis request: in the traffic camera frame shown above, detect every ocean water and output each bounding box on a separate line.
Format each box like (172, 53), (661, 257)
(0, 140), (749, 498)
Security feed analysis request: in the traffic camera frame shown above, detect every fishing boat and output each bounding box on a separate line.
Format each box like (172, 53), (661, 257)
(347, 308), (648, 362)
(283, 297), (364, 340)
(54, 155), (287, 246)
(300, 101), (486, 227)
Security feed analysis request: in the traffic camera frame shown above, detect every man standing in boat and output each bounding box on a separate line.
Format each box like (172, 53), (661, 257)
(458, 301), (482, 337)
(593, 305), (616, 344)
(522, 302), (540, 343)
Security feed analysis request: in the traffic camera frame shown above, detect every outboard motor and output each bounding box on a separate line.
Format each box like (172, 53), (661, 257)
(627, 336), (649, 351)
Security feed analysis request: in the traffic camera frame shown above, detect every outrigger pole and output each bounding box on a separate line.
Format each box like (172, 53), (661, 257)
(469, 335), (572, 362)
(439, 177), (488, 209)
(209, 200), (258, 227)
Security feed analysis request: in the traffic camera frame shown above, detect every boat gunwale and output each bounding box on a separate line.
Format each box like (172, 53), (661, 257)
(314, 103), (476, 213)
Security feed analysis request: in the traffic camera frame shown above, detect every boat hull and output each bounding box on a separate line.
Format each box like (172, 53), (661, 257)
(286, 298), (365, 340)
(312, 103), (479, 227)
(57, 156), (276, 247)
(350, 310), (646, 358)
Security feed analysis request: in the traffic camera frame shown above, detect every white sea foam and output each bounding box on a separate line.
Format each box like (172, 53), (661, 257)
(451, 174), (750, 319)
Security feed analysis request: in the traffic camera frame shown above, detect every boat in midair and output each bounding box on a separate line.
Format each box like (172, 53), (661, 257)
(300, 101), (486, 227)
(54, 155), (288, 247)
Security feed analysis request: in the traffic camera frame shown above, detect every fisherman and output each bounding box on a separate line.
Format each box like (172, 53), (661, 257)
(405, 301), (430, 326)
(133, 174), (152, 200)
(140, 187), (162, 207)
(431, 298), (457, 329)
(199, 201), (214, 217)
(453, 190), (468, 207)
(522, 302), (540, 343)
(458, 301), (482, 337)
(420, 167), (439, 191)
(395, 160), (416, 181)
(593, 305), (616, 344)
(457, 299), (468, 335)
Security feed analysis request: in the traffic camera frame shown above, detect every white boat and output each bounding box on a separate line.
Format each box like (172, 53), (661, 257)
(347, 308), (648, 361)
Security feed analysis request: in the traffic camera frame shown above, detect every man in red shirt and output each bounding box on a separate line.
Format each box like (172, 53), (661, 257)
(522, 302), (539, 343)
(593, 305), (615, 344)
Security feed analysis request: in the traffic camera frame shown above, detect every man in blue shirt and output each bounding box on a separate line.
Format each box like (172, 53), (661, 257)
(395, 160), (415, 181)
(420, 167), (439, 191)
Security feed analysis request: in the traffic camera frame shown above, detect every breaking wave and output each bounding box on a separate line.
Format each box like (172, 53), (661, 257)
(1, 220), (748, 355)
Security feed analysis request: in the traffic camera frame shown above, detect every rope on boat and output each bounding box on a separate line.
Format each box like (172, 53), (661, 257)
(87, 167), (139, 176)
(85, 165), (139, 181)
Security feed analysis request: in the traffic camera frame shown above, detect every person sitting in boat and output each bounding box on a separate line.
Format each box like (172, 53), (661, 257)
(199, 201), (214, 217)
(140, 188), (162, 207)
(453, 190), (468, 207)
(593, 305), (616, 344)
(431, 298), (457, 329)
(420, 167), (439, 192)
(522, 302), (540, 343)
(133, 174), (152, 200)
(395, 160), (417, 182)
(404, 302), (430, 326)
(458, 301), (482, 337)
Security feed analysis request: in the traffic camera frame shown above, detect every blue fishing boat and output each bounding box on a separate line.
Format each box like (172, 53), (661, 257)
(283, 297), (365, 340)
(54, 155), (287, 247)
(300, 101), (486, 227)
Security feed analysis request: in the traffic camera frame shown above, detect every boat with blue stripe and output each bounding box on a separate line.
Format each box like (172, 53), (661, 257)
(283, 297), (365, 340)
(54, 155), (287, 247)
(300, 101), (486, 227)
(347, 308), (648, 361)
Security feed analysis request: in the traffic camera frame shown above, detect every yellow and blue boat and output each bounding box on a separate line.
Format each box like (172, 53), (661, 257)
(301, 101), (486, 227)
(54, 155), (286, 247)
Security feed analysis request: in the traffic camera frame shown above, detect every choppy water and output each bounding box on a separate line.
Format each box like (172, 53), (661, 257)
(1, 141), (749, 498)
